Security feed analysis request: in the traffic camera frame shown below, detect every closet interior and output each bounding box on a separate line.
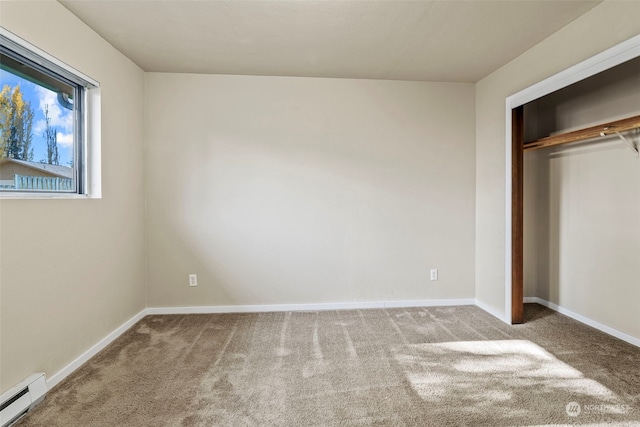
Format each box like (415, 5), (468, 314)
(511, 56), (640, 323)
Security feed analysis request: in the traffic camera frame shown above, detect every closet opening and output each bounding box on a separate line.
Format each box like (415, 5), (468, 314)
(506, 36), (640, 324)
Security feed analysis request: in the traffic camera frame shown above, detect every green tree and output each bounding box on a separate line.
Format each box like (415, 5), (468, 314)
(0, 84), (34, 161)
(43, 104), (59, 165)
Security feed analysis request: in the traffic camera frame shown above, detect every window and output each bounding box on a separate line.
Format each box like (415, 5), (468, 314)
(0, 29), (98, 195)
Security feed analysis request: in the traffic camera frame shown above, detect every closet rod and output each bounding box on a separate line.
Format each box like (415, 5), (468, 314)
(523, 114), (640, 152)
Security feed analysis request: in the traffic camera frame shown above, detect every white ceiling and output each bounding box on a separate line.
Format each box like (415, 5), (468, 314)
(60, 0), (601, 83)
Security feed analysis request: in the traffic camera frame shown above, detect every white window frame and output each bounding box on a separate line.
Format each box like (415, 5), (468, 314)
(0, 27), (100, 199)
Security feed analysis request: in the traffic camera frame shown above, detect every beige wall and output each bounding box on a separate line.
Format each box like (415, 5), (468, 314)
(145, 74), (476, 308)
(527, 57), (640, 338)
(0, 1), (146, 393)
(475, 0), (640, 326)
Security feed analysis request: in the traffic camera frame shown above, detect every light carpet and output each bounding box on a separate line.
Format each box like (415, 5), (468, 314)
(16, 304), (640, 426)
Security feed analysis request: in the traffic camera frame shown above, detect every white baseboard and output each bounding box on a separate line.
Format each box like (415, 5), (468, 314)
(46, 309), (147, 390)
(385, 299), (476, 308)
(525, 297), (640, 348)
(147, 302), (380, 314)
(147, 298), (476, 315)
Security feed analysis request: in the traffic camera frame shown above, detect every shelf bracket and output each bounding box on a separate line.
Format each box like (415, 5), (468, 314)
(612, 130), (639, 158)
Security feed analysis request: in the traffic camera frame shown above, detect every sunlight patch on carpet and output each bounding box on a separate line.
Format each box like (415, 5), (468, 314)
(395, 340), (629, 417)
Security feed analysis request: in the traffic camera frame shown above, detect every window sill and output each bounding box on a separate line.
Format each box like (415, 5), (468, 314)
(0, 192), (96, 200)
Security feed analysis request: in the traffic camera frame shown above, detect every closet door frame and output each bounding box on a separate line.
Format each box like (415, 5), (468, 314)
(504, 35), (640, 324)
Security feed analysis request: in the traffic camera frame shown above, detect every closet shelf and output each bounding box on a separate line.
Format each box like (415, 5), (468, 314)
(523, 114), (640, 152)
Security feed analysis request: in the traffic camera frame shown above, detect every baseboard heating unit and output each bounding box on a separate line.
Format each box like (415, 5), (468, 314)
(0, 374), (46, 427)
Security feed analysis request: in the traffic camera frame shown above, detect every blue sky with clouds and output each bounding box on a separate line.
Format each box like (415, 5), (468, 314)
(1, 68), (74, 166)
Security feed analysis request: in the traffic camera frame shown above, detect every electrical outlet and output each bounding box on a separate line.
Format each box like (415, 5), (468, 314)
(189, 274), (197, 287)
(430, 268), (438, 281)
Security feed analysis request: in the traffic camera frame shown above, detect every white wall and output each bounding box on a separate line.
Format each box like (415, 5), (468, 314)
(145, 74), (476, 308)
(475, 0), (640, 326)
(0, 1), (146, 393)
(526, 57), (640, 339)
